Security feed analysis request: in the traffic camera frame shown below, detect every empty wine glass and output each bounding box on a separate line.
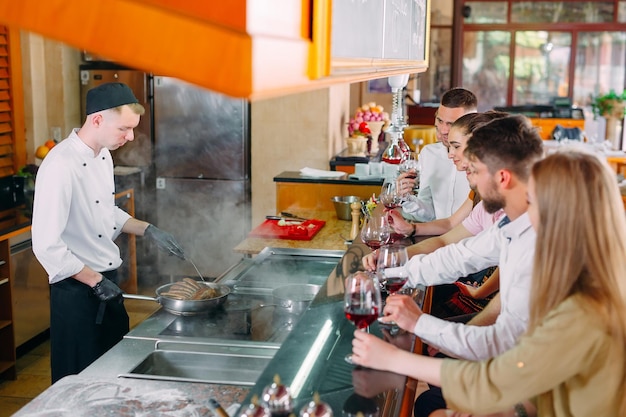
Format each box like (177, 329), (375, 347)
(376, 245), (409, 298)
(360, 213), (390, 251)
(344, 271), (382, 365)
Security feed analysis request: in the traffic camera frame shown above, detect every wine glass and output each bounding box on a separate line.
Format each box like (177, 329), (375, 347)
(376, 245), (409, 298)
(344, 271), (382, 364)
(398, 152), (420, 191)
(360, 213), (390, 251)
(379, 180), (402, 210)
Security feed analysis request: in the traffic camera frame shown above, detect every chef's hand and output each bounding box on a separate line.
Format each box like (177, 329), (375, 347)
(145, 224), (185, 259)
(92, 277), (123, 302)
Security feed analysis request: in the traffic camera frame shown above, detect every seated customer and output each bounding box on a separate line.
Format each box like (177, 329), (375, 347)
(401, 88), (476, 222)
(365, 112), (508, 271)
(352, 149), (626, 416)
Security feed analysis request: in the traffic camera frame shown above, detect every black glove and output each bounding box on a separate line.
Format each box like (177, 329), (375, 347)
(92, 277), (123, 302)
(144, 224), (185, 259)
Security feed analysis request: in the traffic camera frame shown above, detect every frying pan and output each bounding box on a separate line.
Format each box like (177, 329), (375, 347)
(123, 281), (230, 316)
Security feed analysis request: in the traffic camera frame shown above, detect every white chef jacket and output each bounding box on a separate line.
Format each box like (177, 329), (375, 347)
(400, 213), (535, 360)
(403, 142), (470, 222)
(32, 129), (131, 284)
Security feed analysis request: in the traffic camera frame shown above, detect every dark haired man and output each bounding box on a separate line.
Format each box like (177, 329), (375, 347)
(402, 88), (478, 222)
(378, 115), (545, 416)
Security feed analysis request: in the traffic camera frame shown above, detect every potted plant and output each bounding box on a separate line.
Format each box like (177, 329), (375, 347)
(591, 89), (626, 142)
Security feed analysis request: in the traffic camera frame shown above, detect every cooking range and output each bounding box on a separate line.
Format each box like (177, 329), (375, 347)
(151, 248), (344, 344)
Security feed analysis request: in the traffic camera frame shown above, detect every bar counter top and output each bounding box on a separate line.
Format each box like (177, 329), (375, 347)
(274, 171), (384, 186)
(234, 210), (354, 255)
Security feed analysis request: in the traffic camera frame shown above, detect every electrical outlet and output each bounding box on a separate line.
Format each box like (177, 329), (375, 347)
(156, 177), (166, 189)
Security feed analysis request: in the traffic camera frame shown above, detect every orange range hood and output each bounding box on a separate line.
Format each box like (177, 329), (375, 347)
(0, 0), (428, 100)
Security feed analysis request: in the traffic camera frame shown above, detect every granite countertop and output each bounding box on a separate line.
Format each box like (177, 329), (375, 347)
(13, 375), (248, 417)
(233, 210), (354, 255)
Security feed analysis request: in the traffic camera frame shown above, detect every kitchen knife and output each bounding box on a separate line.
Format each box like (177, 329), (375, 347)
(265, 215), (304, 222)
(279, 212), (309, 221)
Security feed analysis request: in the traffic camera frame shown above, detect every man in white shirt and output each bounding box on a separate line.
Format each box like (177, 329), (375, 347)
(402, 88), (477, 221)
(379, 115), (544, 416)
(32, 83), (185, 383)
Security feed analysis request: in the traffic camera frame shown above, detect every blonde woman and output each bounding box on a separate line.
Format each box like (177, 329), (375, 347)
(352, 149), (626, 416)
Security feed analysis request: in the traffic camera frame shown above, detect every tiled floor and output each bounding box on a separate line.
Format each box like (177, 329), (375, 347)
(0, 299), (159, 417)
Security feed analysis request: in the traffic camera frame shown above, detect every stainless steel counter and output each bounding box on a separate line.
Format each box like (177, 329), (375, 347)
(82, 247), (345, 384)
(15, 245), (423, 417)
(240, 242), (426, 417)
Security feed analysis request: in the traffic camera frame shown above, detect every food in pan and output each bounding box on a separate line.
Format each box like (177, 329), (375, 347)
(161, 278), (219, 300)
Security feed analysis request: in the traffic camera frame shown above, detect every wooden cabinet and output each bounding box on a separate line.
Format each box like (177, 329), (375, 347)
(0, 227), (23, 380)
(0, 1), (429, 100)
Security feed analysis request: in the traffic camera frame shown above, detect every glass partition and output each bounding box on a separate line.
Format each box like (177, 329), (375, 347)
(462, 31), (511, 111)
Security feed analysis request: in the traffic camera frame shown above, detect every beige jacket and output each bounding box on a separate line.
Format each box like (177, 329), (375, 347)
(441, 295), (624, 416)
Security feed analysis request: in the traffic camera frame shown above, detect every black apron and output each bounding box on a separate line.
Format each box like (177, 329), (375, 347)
(49, 270), (129, 384)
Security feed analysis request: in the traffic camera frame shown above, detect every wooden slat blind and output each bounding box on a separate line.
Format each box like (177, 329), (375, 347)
(0, 27), (13, 176)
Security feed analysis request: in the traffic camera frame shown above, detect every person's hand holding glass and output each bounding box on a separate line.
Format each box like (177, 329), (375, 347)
(379, 180), (403, 210)
(396, 152), (419, 197)
(360, 213), (390, 251)
(376, 245), (409, 298)
(344, 271), (382, 365)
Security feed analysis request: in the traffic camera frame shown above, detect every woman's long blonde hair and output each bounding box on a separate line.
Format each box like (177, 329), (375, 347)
(530, 149), (626, 413)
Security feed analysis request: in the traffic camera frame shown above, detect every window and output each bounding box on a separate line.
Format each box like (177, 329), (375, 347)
(460, 0), (626, 108)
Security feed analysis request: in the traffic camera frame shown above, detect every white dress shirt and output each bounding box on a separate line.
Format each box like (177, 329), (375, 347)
(401, 213), (535, 360)
(402, 142), (470, 222)
(32, 129), (131, 284)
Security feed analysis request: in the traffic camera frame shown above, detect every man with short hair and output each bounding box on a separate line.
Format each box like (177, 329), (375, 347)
(402, 88), (477, 221)
(32, 82), (185, 383)
(379, 115), (544, 416)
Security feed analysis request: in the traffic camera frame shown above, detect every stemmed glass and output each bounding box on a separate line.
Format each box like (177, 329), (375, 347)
(376, 245), (409, 298)
(344, 271), (382, 364)
(360, 213), (390, 251)
(398, 152), (420, 191)
(379, 180), (403, 210)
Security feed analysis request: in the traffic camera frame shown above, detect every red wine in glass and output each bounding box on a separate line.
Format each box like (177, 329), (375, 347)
(382, 201), (400, 209)
(382, 276), (408, 294)
(363, 239), (386, 251)
(344, 271), (382, 365)
(345, 306), (379, 329)
(387, 232), (405, 243)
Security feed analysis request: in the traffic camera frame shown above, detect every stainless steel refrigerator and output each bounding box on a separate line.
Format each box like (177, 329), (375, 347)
(153, 76), (251, 279)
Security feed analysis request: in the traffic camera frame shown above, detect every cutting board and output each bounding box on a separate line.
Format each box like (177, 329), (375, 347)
(248, 219), (326, 240)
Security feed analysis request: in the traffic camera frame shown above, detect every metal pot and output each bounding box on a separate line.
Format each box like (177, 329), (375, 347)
(123, 281), (230, 316)
(271, 283), (320, 314)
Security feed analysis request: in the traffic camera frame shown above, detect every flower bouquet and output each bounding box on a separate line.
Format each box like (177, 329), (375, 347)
(347, 103), (390, 155)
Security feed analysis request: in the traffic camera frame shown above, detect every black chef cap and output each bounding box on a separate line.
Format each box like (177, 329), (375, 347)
(86, 82), (139, 115)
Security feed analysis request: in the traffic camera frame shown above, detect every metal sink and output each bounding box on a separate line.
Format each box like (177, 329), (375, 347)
(118, 340), (278, 386)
